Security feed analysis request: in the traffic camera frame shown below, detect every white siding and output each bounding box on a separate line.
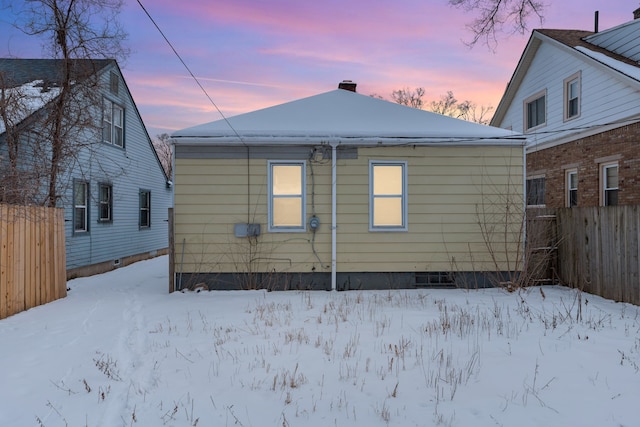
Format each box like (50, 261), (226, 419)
(497, 40), (640, 148)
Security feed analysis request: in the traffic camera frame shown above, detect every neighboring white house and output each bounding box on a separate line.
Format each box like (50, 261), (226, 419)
(0, 59), (172, 277)
(490, 9), (640, 208)
(171, 82), (526, 291)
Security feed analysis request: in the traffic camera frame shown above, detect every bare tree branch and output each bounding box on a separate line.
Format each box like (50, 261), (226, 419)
(449, 0), (545, 49)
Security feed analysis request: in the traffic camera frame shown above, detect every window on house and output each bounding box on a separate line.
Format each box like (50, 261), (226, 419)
(370, 161), (408, 231)
(601, 163), (618, 206)
(564, 73), (581, 120)
(98, 183), (113, 222)
(73, 180), (89, 233)
(109, 71), (119, 95)
(526, 176), (545, 206)
(103, 98), (124, 147)
(524, 91), (546, 131)
(139, 190), (151, 228)
(268, 161), (306, 231)
(566, 169), (577, 207)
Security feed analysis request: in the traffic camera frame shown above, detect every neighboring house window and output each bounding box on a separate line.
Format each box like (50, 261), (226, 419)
(98, 183), (113, 222)
(73, 180), (89, 233)
(370, 161), (408, 231)
(566, 169), (578, 207)
(564, 72), (581, 120)
(526, 175), (545, 206)
(103, 98), (124, 147)
(268, 161), (306, 232)
(139, 190), (151, 228)
(109, 71), (119, 95)
(601, 163), (619, 206)
(524, 90), (546, 131)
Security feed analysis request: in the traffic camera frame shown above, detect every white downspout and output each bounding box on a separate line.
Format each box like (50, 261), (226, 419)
(331, 141), (338, 291)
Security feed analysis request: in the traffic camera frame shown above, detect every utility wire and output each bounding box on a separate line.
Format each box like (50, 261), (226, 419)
(135, 0), (243, 142)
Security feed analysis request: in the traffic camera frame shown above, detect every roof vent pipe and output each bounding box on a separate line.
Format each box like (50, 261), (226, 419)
(338, 80), (357, 92)
(594, 10), (599, 33)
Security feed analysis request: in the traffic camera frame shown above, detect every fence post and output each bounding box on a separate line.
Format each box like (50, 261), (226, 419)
(168, 207), (175, 293)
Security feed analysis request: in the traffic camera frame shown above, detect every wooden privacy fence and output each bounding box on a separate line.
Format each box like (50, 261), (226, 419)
(527, 206), (640, 306)
(0, 204), (67, 319)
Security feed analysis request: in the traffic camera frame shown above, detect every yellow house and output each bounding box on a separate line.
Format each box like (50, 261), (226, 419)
(171, 83), (526, 290)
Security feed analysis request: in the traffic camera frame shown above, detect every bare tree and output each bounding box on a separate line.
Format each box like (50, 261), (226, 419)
(154, 133), (173, 179)
(449, 0), (544, 49)
(1, 0), (128, 207)
(391, 87), (425, 109)
(386, 88), (493, 125)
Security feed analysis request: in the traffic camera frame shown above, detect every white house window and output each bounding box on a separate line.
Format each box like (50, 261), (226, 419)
(564, 72), (581, 121)
(524, 90), (546, 131)
(601, 163), (618, 206)
(268, 161), (306, 232)
(98, 183), (113, 222)
(370, 161), (408, 231)
(103, 98), (124, 147)
(73, 180), (89, 233)
(139, 190), (151, 228)
(566, 169), (577, 207)
(526, 175), (545, 207)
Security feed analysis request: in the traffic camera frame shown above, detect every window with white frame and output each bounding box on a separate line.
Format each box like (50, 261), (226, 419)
(564, 72), (581, 120)
(268, 161), (306, 231)
(370, 161), (408, 231)
(139, 190), (151, 228)
(73, 180), (89, 233)
(98, 183), (113, 222)
(566, 169), (577, 207)
(103, 98), (124, 147)
(601, 163), (618, 206)
(524, 90), (546, 131)
(526, 175), (545, 206)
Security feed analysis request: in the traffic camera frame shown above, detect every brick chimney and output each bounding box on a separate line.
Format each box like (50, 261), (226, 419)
(634, 7), (640, 19)
(338, 80), (357, 92)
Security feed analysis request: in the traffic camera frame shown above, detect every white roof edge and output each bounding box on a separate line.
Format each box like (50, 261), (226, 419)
(172, 136), (526, 146)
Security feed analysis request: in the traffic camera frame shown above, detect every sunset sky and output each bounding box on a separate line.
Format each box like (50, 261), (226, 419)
(0, 1), (635, 138)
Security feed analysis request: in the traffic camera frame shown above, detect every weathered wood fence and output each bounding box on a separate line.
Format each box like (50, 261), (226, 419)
(528, 206), (640, 306)
(0, 204), (67, 319)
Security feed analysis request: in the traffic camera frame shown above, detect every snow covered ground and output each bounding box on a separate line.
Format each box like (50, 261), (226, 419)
(0, 256), (638, 427)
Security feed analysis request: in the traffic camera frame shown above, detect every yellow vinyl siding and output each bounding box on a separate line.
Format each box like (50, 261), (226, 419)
(174, 145), (523, 275)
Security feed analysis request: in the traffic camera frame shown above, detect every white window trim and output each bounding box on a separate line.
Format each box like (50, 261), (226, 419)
(103, 97), (124, 147)
(600, 162), (619, 206)
(565, 169), (577, 207)
(523, 89), (547, 132)
(267, 160), (306, 233)
(563, 71), (581, 122)
(73, 180), (89, 234)
(369, 160), (408, 232)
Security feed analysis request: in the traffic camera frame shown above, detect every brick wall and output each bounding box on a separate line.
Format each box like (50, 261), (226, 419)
(527, 121), (640, 207)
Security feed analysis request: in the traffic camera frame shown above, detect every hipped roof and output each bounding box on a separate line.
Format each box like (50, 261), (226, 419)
(172, 89), (524, 146)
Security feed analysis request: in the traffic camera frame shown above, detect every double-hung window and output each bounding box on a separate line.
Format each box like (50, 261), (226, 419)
(370, 161), (408, 231)
(103, 98), (124, 147)
(601, 163), (618, 206)
(268, 161), (306, 232)
(524, 90), (546, 131)
(139, 190), (151, 228)
(564, 72), (581, 120)
(98, 183), (113, 222)
(566, 169), (577, 207)
(526, 175), (545, 207)
(73, 180), (89, 233)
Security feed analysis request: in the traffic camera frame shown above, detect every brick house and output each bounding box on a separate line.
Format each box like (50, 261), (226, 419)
(491, 9), (640, 208)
